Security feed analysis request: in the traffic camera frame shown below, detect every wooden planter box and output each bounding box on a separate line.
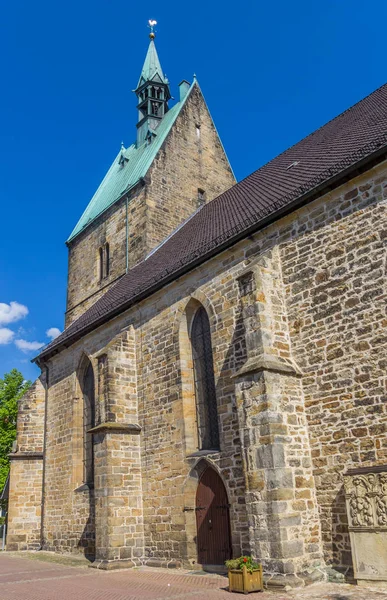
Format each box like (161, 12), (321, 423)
(228, 564), (263, 594)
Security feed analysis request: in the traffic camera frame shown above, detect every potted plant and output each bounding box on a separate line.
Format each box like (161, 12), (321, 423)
(225, 556), (263, 594)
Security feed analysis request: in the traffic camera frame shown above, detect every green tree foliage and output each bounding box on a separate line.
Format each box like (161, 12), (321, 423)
(0, 369), (31, 493)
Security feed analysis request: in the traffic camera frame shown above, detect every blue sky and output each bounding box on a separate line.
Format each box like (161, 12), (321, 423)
(0, 0), (386, 382)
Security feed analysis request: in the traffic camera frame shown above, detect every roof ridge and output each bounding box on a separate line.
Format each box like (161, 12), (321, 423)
(67, 147), (123, 242)
(227, 82), (387, 192)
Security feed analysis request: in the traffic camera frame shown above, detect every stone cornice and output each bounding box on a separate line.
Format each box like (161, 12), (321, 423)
(232, 353), (303, 379)
(87, 422), (141, 435)
(345, 464), (387, 476)
(8, 452), (44, 460)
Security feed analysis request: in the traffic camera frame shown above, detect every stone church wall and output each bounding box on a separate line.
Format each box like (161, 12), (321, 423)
(11, 159), (387, 578)
(281, 163), (387, 572)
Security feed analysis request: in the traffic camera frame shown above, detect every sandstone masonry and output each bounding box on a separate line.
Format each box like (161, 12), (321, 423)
(8, 159), (387, 584)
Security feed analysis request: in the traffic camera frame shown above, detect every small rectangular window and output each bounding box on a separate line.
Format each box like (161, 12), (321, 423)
(198, 188), (206, 207)
(99, 247), (104, 281)
(105, 243), (109, 277)
(99, 243), (110, 280)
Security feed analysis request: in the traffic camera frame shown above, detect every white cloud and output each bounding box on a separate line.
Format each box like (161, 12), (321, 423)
(0, 328), (15, 345)
(15, 339), (45, 353)
(46, 327), (61, 340)
(0, 301), (28, 325)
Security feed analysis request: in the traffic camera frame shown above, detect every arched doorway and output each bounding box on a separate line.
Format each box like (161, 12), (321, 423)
(196, 466), (232, 565)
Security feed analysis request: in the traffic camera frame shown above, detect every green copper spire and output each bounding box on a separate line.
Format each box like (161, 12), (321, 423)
(135, 21), (171, 146)
(137, 39), (167, 88)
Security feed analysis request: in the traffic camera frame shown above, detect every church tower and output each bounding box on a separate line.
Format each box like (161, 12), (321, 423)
(134, 25), (171, 146)
(65, 23), (235, 326)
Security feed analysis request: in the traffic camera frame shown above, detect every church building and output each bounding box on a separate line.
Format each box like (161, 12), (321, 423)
(6, 26), (387, 588)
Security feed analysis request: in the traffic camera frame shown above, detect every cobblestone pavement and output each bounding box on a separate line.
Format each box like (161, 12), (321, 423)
(0, 554), (387, 600)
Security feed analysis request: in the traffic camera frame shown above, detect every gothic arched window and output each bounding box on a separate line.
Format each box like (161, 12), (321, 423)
(83, 362), (95, 485)
(190, 306), (220, 450)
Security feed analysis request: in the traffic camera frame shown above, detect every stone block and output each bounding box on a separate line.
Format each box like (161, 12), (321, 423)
(265, 468), (294, 491)
(256, 444), (285, 469)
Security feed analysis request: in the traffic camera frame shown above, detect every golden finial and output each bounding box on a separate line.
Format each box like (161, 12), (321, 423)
(148, 19), (157, 39)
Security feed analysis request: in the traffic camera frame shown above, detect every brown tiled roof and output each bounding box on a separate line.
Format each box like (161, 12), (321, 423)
(37, 83), (387, 361)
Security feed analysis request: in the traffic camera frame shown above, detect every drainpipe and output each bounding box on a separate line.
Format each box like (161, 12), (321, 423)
(39, 362), (49, 550)
(126, 196), (129, 273)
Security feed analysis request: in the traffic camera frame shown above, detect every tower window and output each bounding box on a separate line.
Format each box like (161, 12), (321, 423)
(198, 189), (206, 206)
(151, 101), (160, 116)
(99, 247), (103, 280)
(105, 243), (109, 277)
(98, 243), (110, 280)
(196, 124), (201, 139)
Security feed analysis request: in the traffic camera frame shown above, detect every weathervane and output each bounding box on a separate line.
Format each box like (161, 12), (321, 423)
(148, 19), (157, 39)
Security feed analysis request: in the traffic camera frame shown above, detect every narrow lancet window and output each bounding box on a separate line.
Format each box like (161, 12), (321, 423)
(105, 243), (110, 277)
(98, 243), (110, 280)
(99, 247), (104, 280)
(198, 189), (206, 207)
(191, 306), (220, 450)
(83, 362), (95, 485)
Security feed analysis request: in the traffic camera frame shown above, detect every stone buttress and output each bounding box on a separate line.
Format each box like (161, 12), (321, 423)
(234, 247), (325, 586)
(91, 325), (144, 568)
(7, 374), (46, 550)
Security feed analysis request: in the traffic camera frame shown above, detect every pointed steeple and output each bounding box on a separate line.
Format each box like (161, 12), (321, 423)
(137, 39), (168, 88)
(134, 21), (171, 147)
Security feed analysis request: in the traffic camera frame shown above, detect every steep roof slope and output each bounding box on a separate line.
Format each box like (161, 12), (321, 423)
(67, 87), (192, 242)
(137, 39), (168, 87)
(38, 83), (387, 361)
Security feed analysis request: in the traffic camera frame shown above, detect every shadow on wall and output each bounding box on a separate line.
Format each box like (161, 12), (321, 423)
(213, 303), (250, 557)
(77, 486), (95, 562)
(330, 486), (353, 579)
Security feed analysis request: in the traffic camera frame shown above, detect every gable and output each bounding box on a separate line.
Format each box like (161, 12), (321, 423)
(67, 83), (195, 243)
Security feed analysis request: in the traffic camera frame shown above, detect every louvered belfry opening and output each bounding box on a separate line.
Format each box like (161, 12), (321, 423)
(191, 306), (220, 450)
(83, 362), (95, 485)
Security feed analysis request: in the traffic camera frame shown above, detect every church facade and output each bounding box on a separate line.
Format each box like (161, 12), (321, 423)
(6, 32), (387, 588)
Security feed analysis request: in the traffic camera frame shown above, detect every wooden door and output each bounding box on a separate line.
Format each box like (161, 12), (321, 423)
(196, 467), (232, 565)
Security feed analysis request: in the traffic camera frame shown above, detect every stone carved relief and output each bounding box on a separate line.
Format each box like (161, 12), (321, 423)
(376, 473), (387, 526)
(344, 468), (387, 584)
(344, 470), (387, 529)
